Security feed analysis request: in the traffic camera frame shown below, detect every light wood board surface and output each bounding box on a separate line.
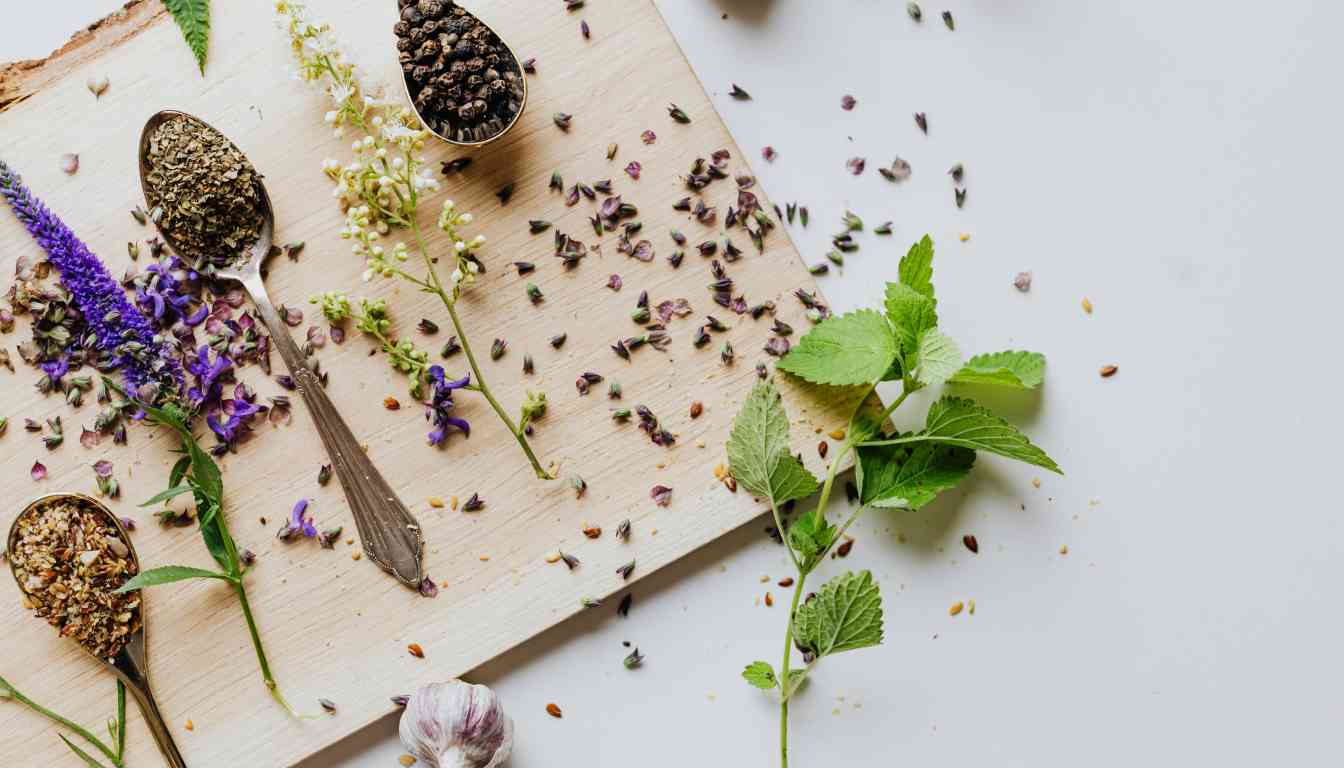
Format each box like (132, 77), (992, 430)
(0, 1), (866, 764)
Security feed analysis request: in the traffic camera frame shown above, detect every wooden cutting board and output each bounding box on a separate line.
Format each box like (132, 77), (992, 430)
(0, 1), (866, 764)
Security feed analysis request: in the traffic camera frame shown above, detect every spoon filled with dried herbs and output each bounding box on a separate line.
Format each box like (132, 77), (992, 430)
(394, 0), (528, 145)
(7, 493), (187, 767)
(138, 110), (427, 587)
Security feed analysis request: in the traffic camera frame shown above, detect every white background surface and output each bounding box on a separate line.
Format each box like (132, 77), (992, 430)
(7, 1), (1343, 766)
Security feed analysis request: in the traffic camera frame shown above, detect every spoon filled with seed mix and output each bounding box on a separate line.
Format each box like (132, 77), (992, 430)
(7, 493), (188, 767)
(138, 110), (426, 587)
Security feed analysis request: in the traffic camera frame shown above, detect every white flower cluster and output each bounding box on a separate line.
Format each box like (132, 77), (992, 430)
(438, 199), (486, 296)
(279, 1), (439, 231)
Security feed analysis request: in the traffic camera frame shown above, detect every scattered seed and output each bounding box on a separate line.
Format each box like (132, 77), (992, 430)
(914, 112), (928, 134)
(689, 401), (703, 419)
(58, 153), (79, 175)
(546, 703), (563, 718)
(607, 143), (619, 160)
(668, 104), (691, 123)
(1099, 365), (1118, 378)
(582, 524), (601, 539)
(496, 183), (515, 205)
(942, 10), (955, 29)
(730, 84), (752, 100)
(1014, 271), (1033, 292)
(407, 643), (425, 658)
(616, 519), (631, 540)
(963, 535), (979, 553)
(399, 755), (417, 767)
(560, 551), (580, 570)
(617, 593), (633, 617)
(778, 577), (794, 587)
(907, 2), (923, 21)
(949, 601), (964, 616)
(817, 440), (829, 459)
(553, 112), (573, 130)
(383, 396), (401, 411)
(1081, 297), (1094, 314)
(490, 338), (507, 360)
(836, 538), (854, 557)
(441, 158), (472, 175)
(319, 698), (337, 714)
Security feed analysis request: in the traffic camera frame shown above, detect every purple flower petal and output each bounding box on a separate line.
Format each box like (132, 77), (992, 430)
(641, 130), (657, 145)
(624, 161), (642, 180)
(79, 428), (101, 449)
(607, 274), (622, 292)
(846, 157), (866, 175)
(631, 240), (654, 262)
(30, 460), (46, 481)
(93, 459), (114, 478)
(418, 577), (439, 598)
(650, 485), (673, 506)
(841, 94), (857, 111)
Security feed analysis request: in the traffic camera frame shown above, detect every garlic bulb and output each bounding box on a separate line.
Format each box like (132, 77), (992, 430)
(399, 680), (514, 768)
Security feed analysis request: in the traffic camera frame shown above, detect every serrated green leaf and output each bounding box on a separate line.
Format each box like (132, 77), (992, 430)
(914, 329), (961, 387)
(860, 396), (1061, 473)
(777, 309), (897, 386)
(883, 282), (938, 356)
(793, 571), (884, 657)
(786, 512), (836, 571)
(164, 0), (211, 74)
(899, 235), (935, 298)
(742, 661), (778, 689)
(115, 565), (232, 593)
(856, 441), (975, 509)
(949, 350), (1046, 389)
(727, 380), (820, 505)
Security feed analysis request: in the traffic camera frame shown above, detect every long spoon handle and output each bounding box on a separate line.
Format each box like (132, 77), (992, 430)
(114, 639), (187, 768)
(241, 273), (425, 587)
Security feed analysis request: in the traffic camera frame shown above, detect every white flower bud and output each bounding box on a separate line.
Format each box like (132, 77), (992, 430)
(324, 110), (337, 124)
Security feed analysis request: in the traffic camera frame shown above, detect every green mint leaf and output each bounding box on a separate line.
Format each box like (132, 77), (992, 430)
(861, 396), (1062, 473)
(793, 571), (884, 658)
(199, 514), (232, 573)
(948, 350), (1046, 389)
(115, 565), (232, 593)
(856, 441), (975, 509)
(913, 329), (961, 387)
(58, 734), (112, 768)
(164, 0), (211, 74)
(883, 282), (938, 356)
(786, 512), (837, 571)
(138, 484), (193, 508)
(777, 309), (898, 386)
(899, 235), (935, 298)
(727, 380), (820, 505)
(742, 661), (779, 690)
(783, 668), (809, 698)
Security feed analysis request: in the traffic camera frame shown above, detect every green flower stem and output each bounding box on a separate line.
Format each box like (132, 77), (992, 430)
(114, 682), (125, 761)
(0, 675), (123, 767)
(407, 217), (551, 479)
(776, 383), (901, 768)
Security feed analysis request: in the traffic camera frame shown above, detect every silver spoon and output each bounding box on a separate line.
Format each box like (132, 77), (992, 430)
(137, 110), (425, 587)
(8, 493), (187, 767)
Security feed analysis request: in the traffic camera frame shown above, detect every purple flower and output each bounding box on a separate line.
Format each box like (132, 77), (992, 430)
(0, 160), (182, 402)
(187, 344), (232, 410)
(425, 365), (471, 446)
(277, 498), (318, 541)
(207, 382), (266, 454)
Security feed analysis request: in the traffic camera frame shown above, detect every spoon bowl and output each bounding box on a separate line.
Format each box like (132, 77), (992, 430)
(7, 493), (187, 767)
(137, 110), (426, 587)
(395, 2), (528, 147)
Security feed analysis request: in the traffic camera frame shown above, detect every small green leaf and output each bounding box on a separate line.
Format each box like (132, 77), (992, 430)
(899, 235), (935, 298)
(883, 282), (938, 356)
(860, 396), (1061, 473)
(726, 380), (820, 505)
(793, 571), (884, 658)
(777, 309), (898, 386)
(913, 329), (961, 387)
(164, 0), (211, 74)
(58, 735), (113, 768)
(786, 513), (836, 571)
(138, 485), (193, 508)
(199, 516), (232, 573)
(949, 350), (1046, 389)
(742, 661), (778, 690)
(783, 668), (809, 697)
(856, 441), (975, 509)
(186, 438), (223, 505)
(115, 565), (232, 593)
(168, 455), (191, 488)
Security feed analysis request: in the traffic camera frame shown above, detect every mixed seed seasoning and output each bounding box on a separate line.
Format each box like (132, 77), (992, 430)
(9, 497), (141, 661)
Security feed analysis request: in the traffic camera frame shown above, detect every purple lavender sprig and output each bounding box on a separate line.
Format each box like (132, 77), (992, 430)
(0, 159), (183, 403)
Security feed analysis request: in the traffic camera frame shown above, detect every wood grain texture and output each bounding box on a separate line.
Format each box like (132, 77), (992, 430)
(0, 1), (868, 765)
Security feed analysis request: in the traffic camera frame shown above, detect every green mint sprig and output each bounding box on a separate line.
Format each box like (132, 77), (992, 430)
(729, 236), (1060, 767)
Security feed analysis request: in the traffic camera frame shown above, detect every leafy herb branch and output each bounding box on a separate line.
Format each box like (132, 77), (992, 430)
(110, 392), (299, 717)
(0, 674), (127, 767)
(280, 2), (551, 479)
(730, 236), (1060, 767)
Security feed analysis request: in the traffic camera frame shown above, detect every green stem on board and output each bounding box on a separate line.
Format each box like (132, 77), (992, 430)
(407, 217), (551, 479)
(0, 675), (124, 767)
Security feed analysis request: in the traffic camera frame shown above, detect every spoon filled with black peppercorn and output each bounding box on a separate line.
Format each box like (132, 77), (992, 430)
(394, 0), (528, 146)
